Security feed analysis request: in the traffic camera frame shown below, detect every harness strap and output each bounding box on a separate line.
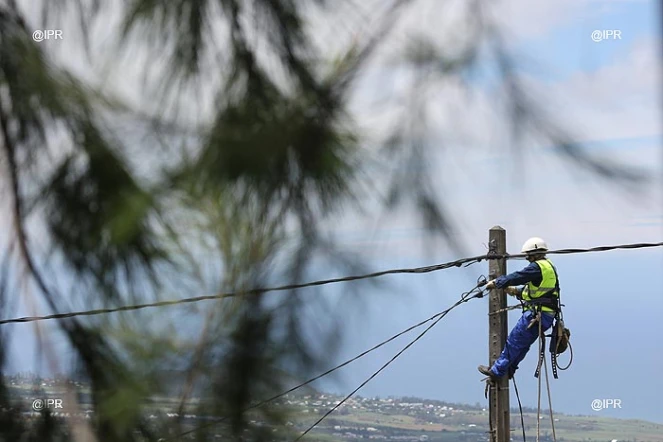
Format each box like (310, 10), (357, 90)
(534, 311), (545, 378)
(534, 337), (545, 378)
(550, 312), (561, 379)
(523, 292), (560, 313)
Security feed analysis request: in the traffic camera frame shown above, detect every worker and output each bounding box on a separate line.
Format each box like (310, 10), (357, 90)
(478, 237), (560, 380)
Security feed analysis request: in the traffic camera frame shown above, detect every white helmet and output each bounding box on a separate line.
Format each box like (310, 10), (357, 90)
(521, 237), (548, 254)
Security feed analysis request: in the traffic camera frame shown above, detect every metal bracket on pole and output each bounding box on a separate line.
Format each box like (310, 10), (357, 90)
(488, 239), (498, 255)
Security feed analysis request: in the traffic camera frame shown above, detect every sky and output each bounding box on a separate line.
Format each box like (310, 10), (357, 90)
(5, 0), (663, 428)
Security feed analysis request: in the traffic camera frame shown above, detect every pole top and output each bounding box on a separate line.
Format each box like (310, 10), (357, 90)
(490, 226), (505, 231)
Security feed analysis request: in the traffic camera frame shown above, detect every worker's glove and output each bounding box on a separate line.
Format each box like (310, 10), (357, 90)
(485, 280), (496, 290)
(505, 287), (520, 297)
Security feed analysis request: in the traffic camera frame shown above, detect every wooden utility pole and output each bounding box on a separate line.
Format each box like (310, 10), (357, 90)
(488, 226), (510, 442)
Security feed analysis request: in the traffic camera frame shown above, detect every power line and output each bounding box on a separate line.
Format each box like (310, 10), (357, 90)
(1, 240), (661, 326)
(0, 255), (486, 326)
(294, 286), (485, 441)
(166, 278), (487, 440)
(500, 241), (663, 259)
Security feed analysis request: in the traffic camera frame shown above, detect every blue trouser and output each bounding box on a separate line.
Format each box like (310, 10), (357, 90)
(491, 310), (555, 377)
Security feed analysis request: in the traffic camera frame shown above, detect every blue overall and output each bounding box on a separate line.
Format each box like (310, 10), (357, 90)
(489, 262), (556, 378)
(491, 310), (554, 377)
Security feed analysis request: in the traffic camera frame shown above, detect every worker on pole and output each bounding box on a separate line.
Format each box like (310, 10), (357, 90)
(478, 237), (561, 380)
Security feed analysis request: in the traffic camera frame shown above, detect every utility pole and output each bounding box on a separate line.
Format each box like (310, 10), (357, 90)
(488, 226), (510, 442)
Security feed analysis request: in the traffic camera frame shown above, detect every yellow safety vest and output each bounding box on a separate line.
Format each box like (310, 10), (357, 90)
(522, 258), (559, 314)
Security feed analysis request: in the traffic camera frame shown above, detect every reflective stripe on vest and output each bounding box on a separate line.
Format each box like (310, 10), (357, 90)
(522, 259), (559, 313)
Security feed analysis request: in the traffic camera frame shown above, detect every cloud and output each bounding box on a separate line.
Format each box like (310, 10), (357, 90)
(520, 37), (662, 141)
(489, 0), (584, 39)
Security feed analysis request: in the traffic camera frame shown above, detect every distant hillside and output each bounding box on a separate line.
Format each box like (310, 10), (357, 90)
(288, 393), (663, 442)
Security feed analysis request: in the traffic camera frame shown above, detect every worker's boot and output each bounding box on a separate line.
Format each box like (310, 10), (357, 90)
(477, 365), (497, 381)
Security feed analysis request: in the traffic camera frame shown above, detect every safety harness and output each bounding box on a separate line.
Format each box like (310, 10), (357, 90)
(522, 260), (572, 379)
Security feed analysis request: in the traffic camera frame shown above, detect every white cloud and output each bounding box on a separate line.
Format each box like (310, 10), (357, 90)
(522, 37), (662, 141)
(348, 2), (662, 159)
(488, 0), (584, 39)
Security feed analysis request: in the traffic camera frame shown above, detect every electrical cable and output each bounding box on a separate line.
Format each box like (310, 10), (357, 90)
(499, 241), (663, 260)
(0, 255), (487, 326)
(512, 375), (527, 442)
(2, 241), (661, 326)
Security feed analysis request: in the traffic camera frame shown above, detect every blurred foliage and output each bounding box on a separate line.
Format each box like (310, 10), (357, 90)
(0, 0), (650, 441)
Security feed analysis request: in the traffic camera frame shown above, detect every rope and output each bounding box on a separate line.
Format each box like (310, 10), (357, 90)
(166, 280), (486, 441)
(1, 240), (661, 326)
(293, 284), (485, 441)
(512, 375), (527, 442)
(542, 345), (558, 442)
(536, 316), (543, 442)
(556, 341), (573, 370)
(532, 312), (559, 442)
